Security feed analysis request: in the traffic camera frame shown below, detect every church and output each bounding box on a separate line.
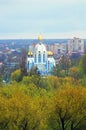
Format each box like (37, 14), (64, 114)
(26, 35), (55, 75)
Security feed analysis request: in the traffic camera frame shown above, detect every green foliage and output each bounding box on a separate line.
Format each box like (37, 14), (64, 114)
(52, 64), (61, 77)
(69, 67), (80, 79)
(53, 86), (86, 130)
(59, 55), (71, 76)
(20, 48), (27, 77)
(78, 53), (86, 78)
(28, 66), (40, 76)
(11, 69), (22, 82)
(82, 52), (86, 74)
(0, 76), (86, 130)
(79, 76), (86, 86)
(0, 73), (3, 87)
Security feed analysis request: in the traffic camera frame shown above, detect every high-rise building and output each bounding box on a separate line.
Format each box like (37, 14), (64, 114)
(68, 37), (84, 55)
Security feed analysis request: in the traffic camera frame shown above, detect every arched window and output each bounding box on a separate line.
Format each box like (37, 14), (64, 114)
(43, 51), (46, 62)
(48, 61), (50, 71)
(34, 54), (36, 63)
(38, 53), (41, 63)
(28, 61), (29, 70)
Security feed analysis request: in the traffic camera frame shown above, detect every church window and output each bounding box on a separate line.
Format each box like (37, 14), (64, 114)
(48, 61), (50, 71)
(35, 54), (36, 63)
(28, 62), (29, 70)
(43, 54), (45, 62)
(38, 53), (41, 63)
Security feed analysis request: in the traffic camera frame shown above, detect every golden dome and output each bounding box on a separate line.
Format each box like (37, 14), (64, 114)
(38, 34), (43, 41)
(48, 51), (53, 55)
(28, 51), (33, 56)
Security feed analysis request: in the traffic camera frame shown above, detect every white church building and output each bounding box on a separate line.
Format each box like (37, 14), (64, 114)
(26, 35), (55, 75)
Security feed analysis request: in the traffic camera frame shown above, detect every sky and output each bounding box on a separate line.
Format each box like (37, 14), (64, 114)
(0, 0), (86, 39)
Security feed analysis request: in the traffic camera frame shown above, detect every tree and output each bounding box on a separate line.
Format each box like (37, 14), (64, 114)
(52, 64), (61, 77)
(20, 48), (27, 77)
(59, 55), (71, 76)
(53, 86), (86, 130)
(70, 67), (80, 80)
(0, 73), (3, 87)
(11, 69), (22, 82)
(29, 66), (40, 76)
(81, 51), (86, 75)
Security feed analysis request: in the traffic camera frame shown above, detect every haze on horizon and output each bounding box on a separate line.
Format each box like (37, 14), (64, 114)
(0, 0), (86, 39)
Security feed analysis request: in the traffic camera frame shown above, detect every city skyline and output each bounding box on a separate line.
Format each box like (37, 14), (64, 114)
(0, 0), (86, 39)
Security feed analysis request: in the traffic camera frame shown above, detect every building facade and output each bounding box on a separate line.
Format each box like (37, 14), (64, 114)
(26, 35), (55, 75)
(68, 37), (84, 55)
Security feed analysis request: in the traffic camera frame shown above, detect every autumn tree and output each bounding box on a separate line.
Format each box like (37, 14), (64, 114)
(0, 75), (86, 130)
(80, 51), (86, 75)
(52, 64), (61, 77)
(59, 55), (71, 76)
(54, 86), (86, 130)
(0, 73), (3, 87)
(70, 67), (80, 80)
(11, 69), (22, 82)
(29, 66), (40, 76)
(20, 48), (27, 77)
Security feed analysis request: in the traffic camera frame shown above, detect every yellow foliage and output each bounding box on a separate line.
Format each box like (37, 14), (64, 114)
(11, 69), (22, 82)
(0, 76), (86, 130)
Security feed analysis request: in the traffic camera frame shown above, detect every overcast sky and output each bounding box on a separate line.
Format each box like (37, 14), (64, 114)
(0, 0), (86, 39)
